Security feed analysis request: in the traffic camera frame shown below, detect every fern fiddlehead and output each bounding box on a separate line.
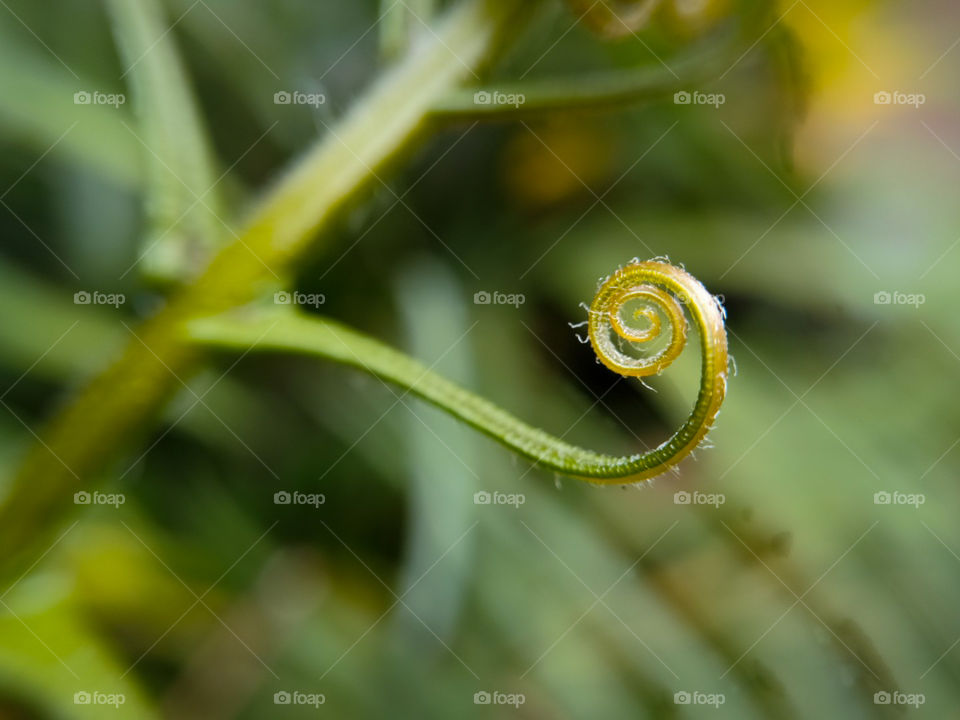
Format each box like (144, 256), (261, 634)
(187, 260), (728, 484)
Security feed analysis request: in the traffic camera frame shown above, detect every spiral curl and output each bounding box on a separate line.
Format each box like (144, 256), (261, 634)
(582, 260), (728, 481)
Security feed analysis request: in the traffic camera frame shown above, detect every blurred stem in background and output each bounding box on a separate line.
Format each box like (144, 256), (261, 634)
(105, 0), (225, 282)
(0, 0), (541, 581)
(391, 258), (477, 652)
(381, 0), (437, 60)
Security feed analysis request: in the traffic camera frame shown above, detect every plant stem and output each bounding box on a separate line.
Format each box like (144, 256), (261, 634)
(105, 0), (225, 281)
(0, 0), (533, 578)
(430, 30), (743, 119)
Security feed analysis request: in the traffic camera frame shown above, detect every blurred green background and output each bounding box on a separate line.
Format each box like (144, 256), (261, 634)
(1, 0), (958, 717)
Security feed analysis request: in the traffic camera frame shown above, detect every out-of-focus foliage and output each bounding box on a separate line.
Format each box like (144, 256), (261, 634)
(0, 0), (958, 718)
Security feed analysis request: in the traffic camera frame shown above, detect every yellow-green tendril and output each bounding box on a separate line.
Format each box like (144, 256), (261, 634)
(187, 260), (728, 484)
(583, 260), (728, 481)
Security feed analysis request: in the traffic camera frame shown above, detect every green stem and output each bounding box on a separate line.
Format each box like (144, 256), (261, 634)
(429, 21), (760, 119)
(431, 57), (712, 118)
(0, 0), (534, 577)
(104, 0), (225, 280)
(185, 260), (728, 483)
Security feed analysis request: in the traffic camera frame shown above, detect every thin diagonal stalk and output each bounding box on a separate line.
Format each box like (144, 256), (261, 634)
(105, 0), (224, 280)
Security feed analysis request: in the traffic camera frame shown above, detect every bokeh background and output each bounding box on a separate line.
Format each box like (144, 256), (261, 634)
(1, 0), (958, 717)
